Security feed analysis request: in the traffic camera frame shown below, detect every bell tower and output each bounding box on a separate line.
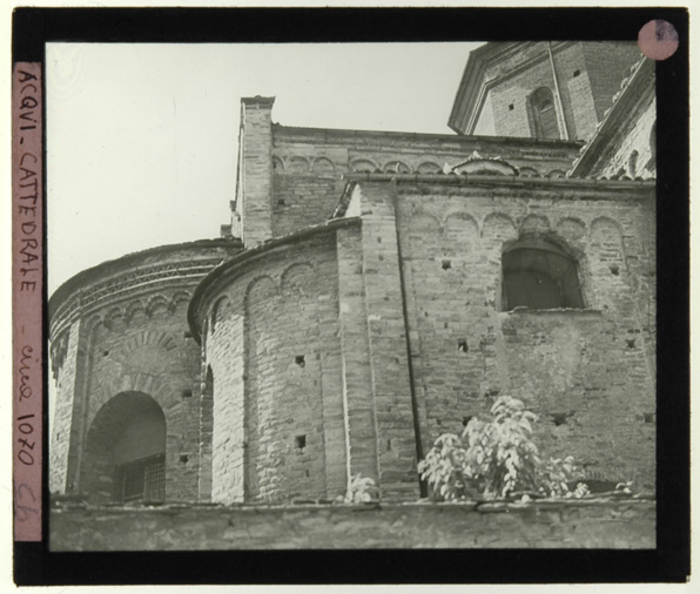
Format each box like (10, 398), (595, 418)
(449, 41), (643, 142)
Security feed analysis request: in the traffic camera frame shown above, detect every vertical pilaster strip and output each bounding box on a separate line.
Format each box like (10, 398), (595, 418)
(336, 222), (379, 488)
(240, 97), (275, 248)
(357, 183), (420, 500)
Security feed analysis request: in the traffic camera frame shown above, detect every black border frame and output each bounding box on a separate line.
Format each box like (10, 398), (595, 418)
(12, 6), (690, 585)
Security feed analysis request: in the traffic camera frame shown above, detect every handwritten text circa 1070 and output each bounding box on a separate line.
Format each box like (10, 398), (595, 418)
(13, 63), (43, 542)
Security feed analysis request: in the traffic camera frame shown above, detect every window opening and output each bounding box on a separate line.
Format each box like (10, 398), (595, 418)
(114, 453), (165, 503)
(502, 238), (584, 311)
(530, 87), (560, 140)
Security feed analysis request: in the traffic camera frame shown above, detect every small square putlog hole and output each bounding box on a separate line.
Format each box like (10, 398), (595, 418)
(295, 355), (305, 367)
(295, 435), (306, 450)
(441, 259), (452, 270)
(458, 339), (468, 353)
(551, 412), (569, 426)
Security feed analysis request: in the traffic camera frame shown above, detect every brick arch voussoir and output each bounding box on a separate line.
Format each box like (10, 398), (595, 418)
(443, 210), (480, 233)
(145, 294), (171, 317)
(408, 209), (441, 232)
(244, 275), (279, 310)
(280, 262), (316, 296)
(170, 290), (191, 313)
(518, 213), (551, 236)
(481, 212), (518, 240)
(85, 374), (172, 442)
(124, 299), (146, 325)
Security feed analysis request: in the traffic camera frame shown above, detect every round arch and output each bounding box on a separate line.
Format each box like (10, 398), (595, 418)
(81, 391), (166, 503)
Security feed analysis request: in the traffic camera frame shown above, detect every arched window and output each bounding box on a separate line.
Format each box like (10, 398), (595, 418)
(82, 391), (166, 503)
(530, 87), (560, 140)
(502, 238), (584, 311)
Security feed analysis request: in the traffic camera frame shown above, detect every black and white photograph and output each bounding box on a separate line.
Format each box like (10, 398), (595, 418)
(10, 5), (690, 586)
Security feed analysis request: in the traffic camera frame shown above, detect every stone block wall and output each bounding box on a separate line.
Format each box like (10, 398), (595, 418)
(582, 42), (648, 122)
(239, 97), (275, 247)
(595, 95), (656, 180)
(202, 230), (347, 504)
(469, 42), (641, 142)
(377, 179), (656, 487)
(235, 96), (583, 247)
(50, 498), (656, 551)
(48, 241), (242, 501)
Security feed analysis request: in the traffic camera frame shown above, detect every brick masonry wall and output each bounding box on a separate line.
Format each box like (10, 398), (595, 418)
(204, 232), (347, 503)
(50, 499), (655, 551)
(50, 321), (84, 494)
(80, 297), (202, 502)
(240, 97), (274, 247)
(354, 180), (656, 488)
(49, 242), (242, 501)
(355, 183), (422, 499)
(595, 95), (656, 180)
(481, 42), (641, 142)
(582, 43), (647, 122)
(265, 126), (582, 241)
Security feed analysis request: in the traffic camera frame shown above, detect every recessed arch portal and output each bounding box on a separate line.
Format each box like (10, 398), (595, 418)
(81, 391), (166, 503)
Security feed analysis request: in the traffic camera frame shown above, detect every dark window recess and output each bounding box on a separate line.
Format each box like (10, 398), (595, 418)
(183, 330), (193, 339)
(508, 103), (514, 111)
(295, 435), (306, 449)
(626, 338), (636, 349)
(502, 238), (584, 311)
(530, 87), (560, 140)
(181, 389), (193, 398)
(180, 455), (189, 463)
(462, 415), (474, 427)
(441, 259), (452, 270)
(295, 355), (305, 368)
(458, 339), (468, 353)
(278, 199), (285, 205)
(643, 413), (655, 424)
(610, 264), (620, 276)
(573, 69), (581, 77)
(103, 351), (109, 357)
(113, 453), (165, 503)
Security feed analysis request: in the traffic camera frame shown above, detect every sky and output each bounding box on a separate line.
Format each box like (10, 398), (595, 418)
(46, 42), (482, 294)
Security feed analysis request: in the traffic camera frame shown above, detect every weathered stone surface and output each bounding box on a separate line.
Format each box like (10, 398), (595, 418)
(50, 498), (655, 551)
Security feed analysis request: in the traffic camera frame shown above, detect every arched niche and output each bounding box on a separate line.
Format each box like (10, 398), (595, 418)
(81, 391), (166, 504)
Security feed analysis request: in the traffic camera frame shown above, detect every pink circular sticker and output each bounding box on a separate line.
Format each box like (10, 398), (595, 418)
(638, 19), (679, 61)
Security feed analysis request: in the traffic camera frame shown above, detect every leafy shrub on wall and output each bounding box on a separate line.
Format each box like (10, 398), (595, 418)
(418, 396), (588, 501)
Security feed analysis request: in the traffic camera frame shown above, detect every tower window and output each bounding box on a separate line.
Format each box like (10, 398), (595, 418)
(502, 238), (584, 311)
(529, 87), (560, 140)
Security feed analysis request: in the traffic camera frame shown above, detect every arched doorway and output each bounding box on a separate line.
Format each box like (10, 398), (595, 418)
(81, 391), (166, 503)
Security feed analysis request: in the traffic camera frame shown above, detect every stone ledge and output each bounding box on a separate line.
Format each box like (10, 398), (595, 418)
(50, 498), (655, 551)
